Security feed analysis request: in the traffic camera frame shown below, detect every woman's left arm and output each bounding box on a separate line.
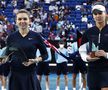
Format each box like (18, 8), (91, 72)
(36, 34), (48, 61)
(23, 34), (48, 66)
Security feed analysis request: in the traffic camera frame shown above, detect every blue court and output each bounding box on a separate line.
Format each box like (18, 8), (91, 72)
(41, 73), (88, 90)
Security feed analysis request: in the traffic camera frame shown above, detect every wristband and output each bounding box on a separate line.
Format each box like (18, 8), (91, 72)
(106, 53), (108, 59)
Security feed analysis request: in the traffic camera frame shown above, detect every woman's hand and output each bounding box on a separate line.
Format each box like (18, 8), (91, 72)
(86, 50), (107, 62)
(0, 56), (9, 64)
(95, 50), (107, 58)
(22, 59), (36, 66)
(86, 52), (100, 62)
(22, 57), (42, 66)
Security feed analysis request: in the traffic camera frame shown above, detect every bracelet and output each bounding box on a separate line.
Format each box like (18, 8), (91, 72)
(31, 58), (39, 63)
(35, 58), (39, 63)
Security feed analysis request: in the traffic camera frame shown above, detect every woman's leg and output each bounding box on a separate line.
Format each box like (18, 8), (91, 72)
(56, 75), (60, 90)
(37, 75), (42, 82)
(72, 73), (77, 89)
(45, 75), (49, 90)
(81, 74), (86, 89)
(64, 75), (68, 86)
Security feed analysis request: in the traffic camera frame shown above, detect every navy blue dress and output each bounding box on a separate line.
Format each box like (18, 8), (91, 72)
(0, 31), (48, 90)
(81, 25), (108, 89)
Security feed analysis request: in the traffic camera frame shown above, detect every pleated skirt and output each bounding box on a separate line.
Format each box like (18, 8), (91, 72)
(87, 71), (108, 88)
(8, 71), (41, 90)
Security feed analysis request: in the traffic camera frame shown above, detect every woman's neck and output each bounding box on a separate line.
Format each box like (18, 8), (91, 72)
(96, 22), (106, 31)
(19, 28), (29, 37)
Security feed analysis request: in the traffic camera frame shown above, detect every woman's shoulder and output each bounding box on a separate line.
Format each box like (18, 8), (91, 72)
(84, 26), (96, 34)
(29, 31), (40, 37)
(7, 31), (19, 38)
(29, 31), (43, 41)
